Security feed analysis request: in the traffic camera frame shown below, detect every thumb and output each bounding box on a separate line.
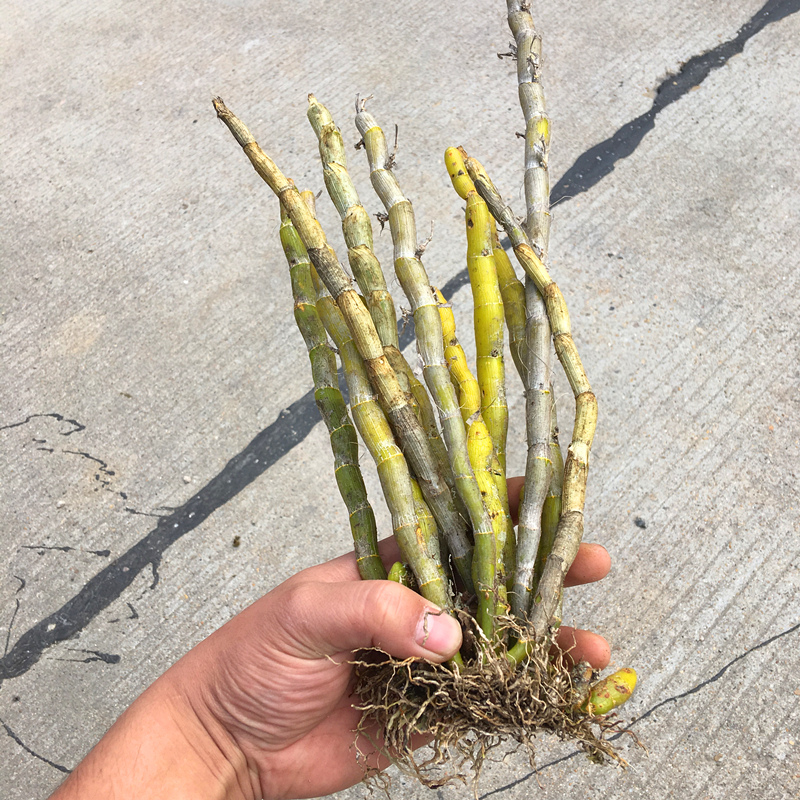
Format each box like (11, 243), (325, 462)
(270, 578), (463, 662)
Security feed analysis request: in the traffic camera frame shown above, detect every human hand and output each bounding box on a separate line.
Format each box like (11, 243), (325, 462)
(51, 476), (611, 800)
(174, 474), (611, 799)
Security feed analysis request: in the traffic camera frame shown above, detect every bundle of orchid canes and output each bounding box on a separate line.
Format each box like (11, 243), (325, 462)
(213, 0), (638, 787)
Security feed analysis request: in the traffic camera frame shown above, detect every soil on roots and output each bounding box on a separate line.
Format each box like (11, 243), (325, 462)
(352, 614), (632, 792)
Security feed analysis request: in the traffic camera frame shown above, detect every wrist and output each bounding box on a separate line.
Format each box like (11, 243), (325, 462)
(51, 667), (259, 800)
(151, 669), (262, 800)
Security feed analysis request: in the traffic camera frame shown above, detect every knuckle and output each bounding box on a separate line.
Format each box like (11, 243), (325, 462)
(367, 581), (410, 640)
(274, 580), (315, 623)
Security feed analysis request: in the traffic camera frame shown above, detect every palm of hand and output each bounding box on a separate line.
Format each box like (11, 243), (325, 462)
(193, 565), (396, 799)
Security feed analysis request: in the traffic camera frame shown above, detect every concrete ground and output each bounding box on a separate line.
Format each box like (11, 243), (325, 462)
(2, 0), (799, 797)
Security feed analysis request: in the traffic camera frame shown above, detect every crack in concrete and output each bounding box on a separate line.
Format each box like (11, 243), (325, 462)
(54, 649), (121, 665)
(1, 414), (130, 512)
(0, 390), (320, 683)
(62, 450), (116, 490)
(21, 546), (111, 558)
(624, 619), (800, 727)
(2, 578), (25, 660)
(0, 414), (84, 437)
(0, 717), (70, 774)
(479, 619), (800, 798)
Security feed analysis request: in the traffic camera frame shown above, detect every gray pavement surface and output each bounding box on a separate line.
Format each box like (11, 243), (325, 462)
(2, 0), (799, 797)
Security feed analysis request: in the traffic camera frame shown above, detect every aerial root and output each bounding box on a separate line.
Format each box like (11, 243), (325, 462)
(352, 614), (635, 792)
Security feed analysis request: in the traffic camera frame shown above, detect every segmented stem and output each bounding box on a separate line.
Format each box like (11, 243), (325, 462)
(444, 147), (508, 473)
(279, 200), (385, 580)
(410, 477), (441, 566)
(436, 289), (481, 424)
(383, 347), (453, 499)
(442, 149), (518, 600)
(307, 95), (453, 496)
(355, 103), (497, 630)
(306, 94), (399, 350)
(507, 0), (569, 622)
(535, 400), (563, 588)
(212, 97), (469, 597)
(311, 268), (454, 611)
(513, 272), (553, 617)
(507, 0), (550, 255)
(501, 1), (559, 624)
(411, 476), (467, 667)
(468, 419), (510, 633)
(464, 156), (597, 639)
(491, 219), (527, 383)
(436, 287), (515, 633)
